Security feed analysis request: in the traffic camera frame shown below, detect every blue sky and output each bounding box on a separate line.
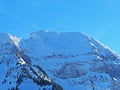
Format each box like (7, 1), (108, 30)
(0, 0), (120, 54)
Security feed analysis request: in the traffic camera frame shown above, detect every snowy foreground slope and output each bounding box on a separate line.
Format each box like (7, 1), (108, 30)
(0, 30), (120, 90)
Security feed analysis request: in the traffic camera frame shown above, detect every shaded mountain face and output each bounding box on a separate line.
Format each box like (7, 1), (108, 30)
(0, 31), (120, 90)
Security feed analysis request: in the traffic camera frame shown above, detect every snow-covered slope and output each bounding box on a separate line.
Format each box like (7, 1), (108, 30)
(0, 33), (62, 90)
(0, 30), (120, 90)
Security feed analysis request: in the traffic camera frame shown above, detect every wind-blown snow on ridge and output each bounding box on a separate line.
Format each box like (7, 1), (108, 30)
(0, 33), (21, 47)
(0, 30), (120, 90)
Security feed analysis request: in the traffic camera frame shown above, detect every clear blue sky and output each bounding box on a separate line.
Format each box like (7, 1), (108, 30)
(0, 0), (120, 54)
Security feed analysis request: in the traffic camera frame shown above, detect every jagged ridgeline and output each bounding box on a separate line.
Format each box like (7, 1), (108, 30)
(0, 31), (120, 90)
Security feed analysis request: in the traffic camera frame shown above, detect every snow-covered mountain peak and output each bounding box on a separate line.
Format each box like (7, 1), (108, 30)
(30, 30), (87, 38)
(0, 30), (120, 90)
(29, 30), (90, 41)
(22, 30), (97, 58)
